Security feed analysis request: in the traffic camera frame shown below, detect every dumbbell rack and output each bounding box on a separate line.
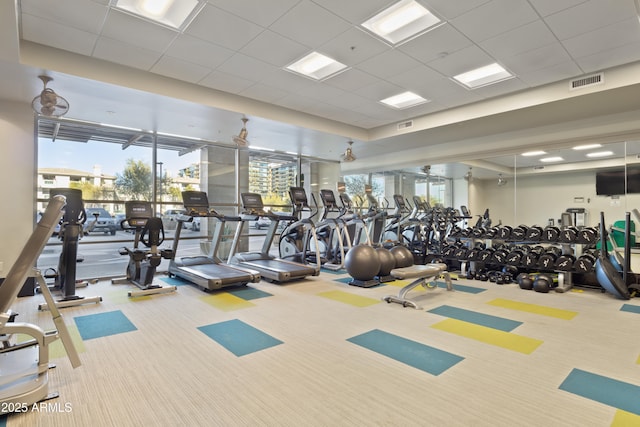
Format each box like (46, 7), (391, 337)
(442, 222), (600, 290)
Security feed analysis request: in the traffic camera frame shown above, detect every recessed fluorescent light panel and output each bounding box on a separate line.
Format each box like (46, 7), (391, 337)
(361, 0), (442, 45)
(573, 143), (602, 150)
(113, 0), (202, 29)
(540, 156), (564, 163)
(380, 91), (429, 109)
(286, 52), (348, 81)
(586, 151), (614, 158)
(453, 63), (513, 89)
(522, 150), (547, 157)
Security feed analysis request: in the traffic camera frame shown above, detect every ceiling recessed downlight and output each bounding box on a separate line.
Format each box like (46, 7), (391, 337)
(361, 0), (442, 45)
(286, 51), (348, 81)
(573, 143), (602, 150)
(586, 151), (614, 158)
(522, 150), (547, 157)
(453, 63), (513, 89)
(540, 156), (564, 163)
(380, 91), (429, 109)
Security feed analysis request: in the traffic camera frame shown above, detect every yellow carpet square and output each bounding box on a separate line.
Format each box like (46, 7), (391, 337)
(487, 298), (578, 320)
(199, 293), (255, 311)
(612, 409), (640, 426)
(50, 323), (86, 358)
(318, 290), (380, 307)
(431, 318), (543, 354)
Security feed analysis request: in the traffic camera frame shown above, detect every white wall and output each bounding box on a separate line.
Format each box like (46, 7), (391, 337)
(0, 100), (34, 277)
(473, 170), (640, 229)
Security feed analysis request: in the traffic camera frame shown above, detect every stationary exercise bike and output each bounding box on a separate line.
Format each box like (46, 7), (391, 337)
(38, 188), (101, 311)
(112, 201), (177, 297)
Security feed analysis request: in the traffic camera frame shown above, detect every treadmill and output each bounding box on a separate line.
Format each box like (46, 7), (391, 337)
(168, 191), (261, 291)
(228, 192), (320, 282)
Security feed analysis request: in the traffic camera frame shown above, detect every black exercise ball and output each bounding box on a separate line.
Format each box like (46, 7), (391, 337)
(345, 244), (380, 281)
(376, 247), (396, 276)
(533, 274), (553, 293)
(390, 245), (413, 268)
(517, 273), (534, 290)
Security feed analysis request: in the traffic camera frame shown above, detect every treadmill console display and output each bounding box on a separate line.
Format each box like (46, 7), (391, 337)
(241, 193), (265, 212)
(289, 187), (308, 207)
(182, 191), (211, 216)
(320, 189), (337, 208)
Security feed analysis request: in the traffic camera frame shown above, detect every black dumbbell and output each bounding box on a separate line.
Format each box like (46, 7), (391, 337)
(522, 246), (545, 268)
(559, 227), (578, 243)
(577, 227), (598, 244)
(525, 226), (543, 242)
(573, 250), (598, 273)
(538, 247), (561, 269)
(477, 247), (495, 263)
(490, 247), (509, 264)
(542, 226), (560, 242)
(453, 247), (469, 259)
(472, 227), (486, 238)
(505, 247), (526, 265)
(510, 225), (529, 241)
(555, 253), (577, 271)
(498, 225), (513, 240)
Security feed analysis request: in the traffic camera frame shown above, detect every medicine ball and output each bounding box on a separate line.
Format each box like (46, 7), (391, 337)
(345, 244), (380, 281)
(376, 247), (396, 276)
(533, 274), (554, 293)
(389, 245), (413, 268)
(517, 273), (534, 290)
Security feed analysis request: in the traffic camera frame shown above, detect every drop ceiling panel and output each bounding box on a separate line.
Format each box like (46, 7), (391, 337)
(562, 18), (640, 59)
(93, 37), (162, 70)
(269, 1), (351, 48)
(576, 42), (640, 74)
(544, 0), (637, 40)
(208, 0), (300, 27)
(151, 56), (211, 83)
(501, 43), (572, 76)
(238, 84), (289, 104)
(101, 10), (177, 53)
(479, 21), (559, 59)
(450, 0), (539, 42)
(318, 27), (389, 66)
(185, 4), (263, 51)
(425, 0), (492, 20)
(398, 24), (473, 64)
(426, 45), (495, 77)
(323, 68), (382, 92)
(239, 30), (308, 67)
(164, 35), (235, 69)
(199, 70), (255, 93)
(216, 53), (280, 84)
(355, 49), (423, 80)
(20, 14), (97, 56)
(20, 0), (108, 34)
(386, 65), (443, 94)
(309, 0), (395, 24)
(526, 0), (589, 17)
(517, 60), (583, 87)
(352, 79), (404, 102)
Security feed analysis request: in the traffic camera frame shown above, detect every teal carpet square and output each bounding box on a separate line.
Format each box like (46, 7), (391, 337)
(74, 310), (137, 340)
(160, 276), (191, 286)
(198, 319), (283, 357)
(321, 267), (347, 275)
(0, 415), (6, 426)
(348, 329), (464, 375)
(427, 305), (522, 332)
(227, 287), (272, 300)
(620, 304), (640, 314)
(559, 368), (640, 415)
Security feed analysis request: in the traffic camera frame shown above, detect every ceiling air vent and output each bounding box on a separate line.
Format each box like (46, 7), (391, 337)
(570, 73), (603, 91)
(397, 120), (413, 130)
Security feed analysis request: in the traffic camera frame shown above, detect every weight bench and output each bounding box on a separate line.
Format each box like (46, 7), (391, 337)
(382, 263), (452, 309)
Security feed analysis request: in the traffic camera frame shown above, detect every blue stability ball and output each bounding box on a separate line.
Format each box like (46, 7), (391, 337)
(389, 245), (413, 268)
(376, 247), (396, 276)
(345, 244), (380, 281)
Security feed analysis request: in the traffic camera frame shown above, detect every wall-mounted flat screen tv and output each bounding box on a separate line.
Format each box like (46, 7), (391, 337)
(596, 165), (640, 195)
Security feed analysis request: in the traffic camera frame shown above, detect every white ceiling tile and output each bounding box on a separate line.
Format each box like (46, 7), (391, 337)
(355, 50), (423, 80)
(471, 77), (529, 99)
(527, 0), (588, 17)
(420, 77), (483, 107)
(451, 0), (539, 42)
(309, 0), (395, 24)
(101, 10), (178, 53)
(545, 0), (637, 40)
(323, 92), (371, 111)
(576, 41), (640, 73)
(20, 0), (108, 34)
(424, 0), (492, 20)
(239, 84), (290, 104)
(208, 0), (300, 27)
(562, 18), (640, 60)
(297, 83), (346, 103)
(480, 21), (558, 59)
(517, 61), (583, 86)
(319, 27), (389, 66)
(151, 56), (211, 83)
(164, 35), (235, 69)
(269, 0), (351, 48)
(399, 24), (472, 64)
(426, 45), (494, 77)
(21, 14), (97, 56)
(501, 43), (572, 76)
(217, 53), (280, 83)
(199, 70), (255, 93)
(323, 68), (381, 92)
(260, 68), (317, 93)
(93, 37), (162, 70)
(185, 4), (264, 51)
(353, 79), (404, 101)
(386, 65), (442, 95)
(240, 30), (309, 67)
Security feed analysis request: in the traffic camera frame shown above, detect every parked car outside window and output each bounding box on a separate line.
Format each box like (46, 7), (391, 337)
(84, 208), (117, 235)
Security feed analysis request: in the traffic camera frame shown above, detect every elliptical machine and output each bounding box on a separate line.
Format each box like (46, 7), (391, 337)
(38, 188), (101, 311)
(112, 201), (177, 297)
(278, 187), (322, 266)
